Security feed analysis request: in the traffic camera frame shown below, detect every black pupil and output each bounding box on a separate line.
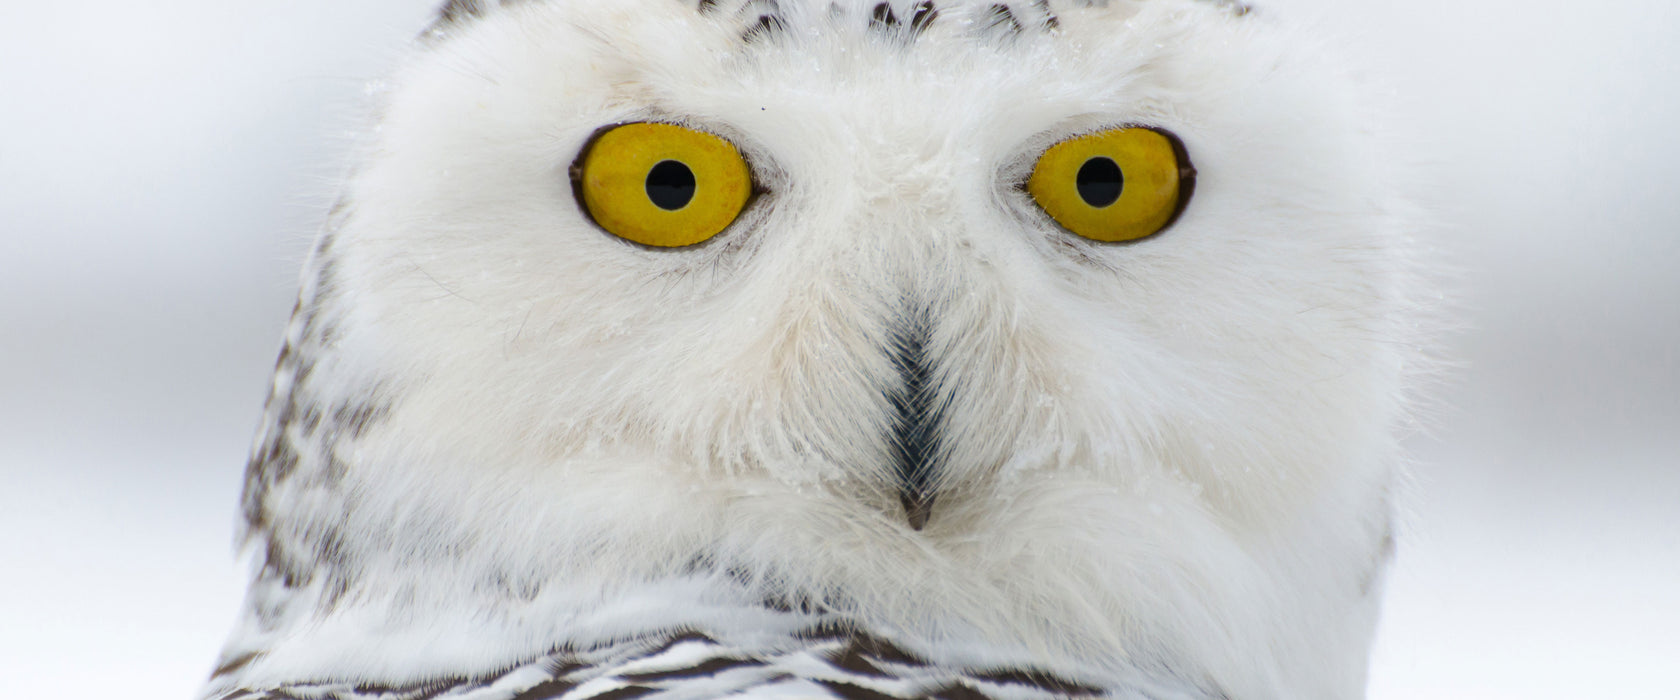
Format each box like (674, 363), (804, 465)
(646, 160), (697, 211)
(1076, 157), (1124, 208)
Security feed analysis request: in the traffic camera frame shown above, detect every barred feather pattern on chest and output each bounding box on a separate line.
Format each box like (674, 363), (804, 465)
(212, 625), (1218, 700)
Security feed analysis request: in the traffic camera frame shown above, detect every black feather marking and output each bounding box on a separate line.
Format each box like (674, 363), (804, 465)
(510, 678), (577, 700)
(825, 642), (890, 678)
(210, 652), (262, 679)
(885, 309), (944, 530)
(759, 585), (829, 615)
(435, 0), (487, 25)
(793, 620), (858, 643)
(546, 658), (591, 678)
(983, 4), (1023, 36)
(585, 687), (658, 700)
(908, 1), (939, 34)
(930, 683), (995, 700)
(742, 12), (789, 42)
(697, 0), (719, 13)
(870, 2), (900, 30)
(1206, 0), (1254, 17)
(1031, 0), (1059, 29)
(969, 668), (1106, 696)
(851, 629), (932, 668)
(348, 677), (468, 700)
(794, 622), (933, 668)
(424, 0), (496, 38)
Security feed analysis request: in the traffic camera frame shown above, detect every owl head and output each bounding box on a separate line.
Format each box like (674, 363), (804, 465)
(230, 0), (1420, 697)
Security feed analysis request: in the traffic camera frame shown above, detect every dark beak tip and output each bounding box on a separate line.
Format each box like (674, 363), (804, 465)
(902, 493), (934, 531)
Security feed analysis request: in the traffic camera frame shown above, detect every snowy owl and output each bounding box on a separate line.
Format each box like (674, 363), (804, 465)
(202, 0), (1425, 698)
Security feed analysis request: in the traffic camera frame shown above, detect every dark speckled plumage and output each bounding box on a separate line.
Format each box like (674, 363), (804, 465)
(209, 625), (1200, 700)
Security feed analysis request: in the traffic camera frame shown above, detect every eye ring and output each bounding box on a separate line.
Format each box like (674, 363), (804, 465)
(1026, 126), (1196, 244)
(569, 122), (757, 248)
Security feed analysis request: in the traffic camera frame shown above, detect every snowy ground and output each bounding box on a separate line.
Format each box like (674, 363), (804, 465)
(1, 2), (1674, 698)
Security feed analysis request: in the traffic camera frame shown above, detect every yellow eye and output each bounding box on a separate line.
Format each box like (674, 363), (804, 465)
(1026, 127), (1194, 243)
(573, 122), (753, 248)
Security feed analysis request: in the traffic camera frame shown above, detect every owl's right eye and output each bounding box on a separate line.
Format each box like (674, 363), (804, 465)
(572, 123), (753, 248)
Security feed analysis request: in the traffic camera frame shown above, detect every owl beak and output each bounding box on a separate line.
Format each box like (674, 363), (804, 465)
(886, 308), (942, 531)
(902, 491), (935, 531)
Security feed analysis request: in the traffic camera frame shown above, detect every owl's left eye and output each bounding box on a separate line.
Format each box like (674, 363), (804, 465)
(572, 122), (753, 248)
(1027, 126), (1195, 243)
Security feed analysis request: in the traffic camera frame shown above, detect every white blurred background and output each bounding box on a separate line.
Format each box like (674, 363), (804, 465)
(0, 1), (1673, 698)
